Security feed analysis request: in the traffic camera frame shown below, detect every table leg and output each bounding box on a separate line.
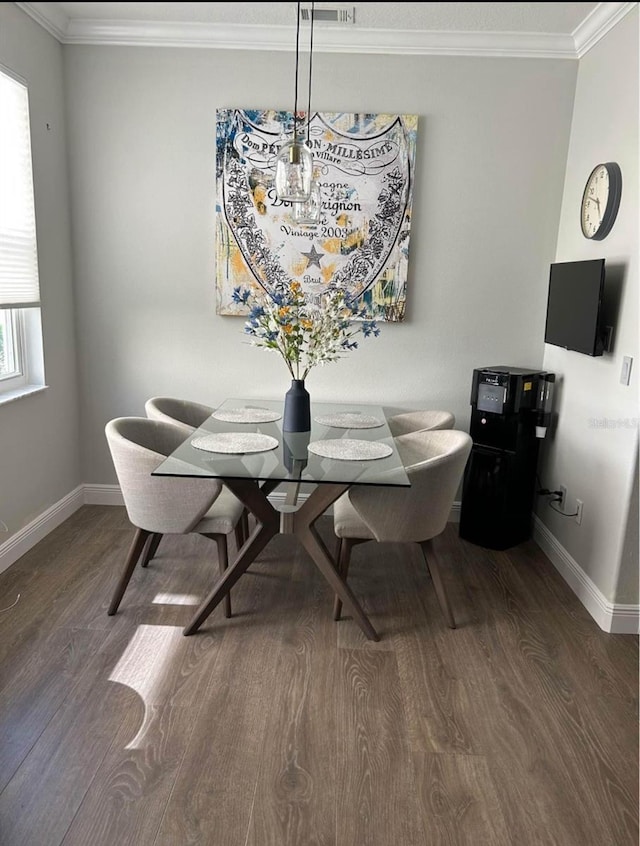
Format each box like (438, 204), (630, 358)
(183, 479), (379, 642)
(183, 479), (279, 636)
(294, 484), (379, 642)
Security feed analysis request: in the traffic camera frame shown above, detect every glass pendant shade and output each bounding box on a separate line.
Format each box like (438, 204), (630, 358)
(292, 179), (321, 226)
(275, 138), (313, 202)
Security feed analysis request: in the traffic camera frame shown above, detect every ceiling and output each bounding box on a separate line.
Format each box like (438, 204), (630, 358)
(17, 2), (635, 58)
(53, 3), (599, 31)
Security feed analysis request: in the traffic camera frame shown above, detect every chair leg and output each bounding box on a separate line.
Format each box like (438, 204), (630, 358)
(140, 532), (162, 568)
(420, 539), (456, 629)
(108, 527), (151, 616)
(234, 511), (249, 551)
(214, 535), (232, 619)
(333, 535), (342, 566)
(241, 509), (250, 543)
(333, 538), (354, 621)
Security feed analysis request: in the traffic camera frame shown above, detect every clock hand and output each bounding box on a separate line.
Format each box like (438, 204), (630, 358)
(587, 195), (601, 212)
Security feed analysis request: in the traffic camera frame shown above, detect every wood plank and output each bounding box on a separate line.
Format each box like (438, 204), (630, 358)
(442, 535), (639, 846)
(336, 647), (426, 846)
(394, 531), (479, 756)
(0, 533), (234, 846)
(0, 624), (108, 787)
(0, 624), (138, 846)
(335, 530), (478, 754)
(514, 539), (640, 703)
(245, 548), (338, 846)
(152, 533), (301, 846)
(412, 751), (511, 845)
(59, 625), (223, 846)
(0, 524), (131, 667)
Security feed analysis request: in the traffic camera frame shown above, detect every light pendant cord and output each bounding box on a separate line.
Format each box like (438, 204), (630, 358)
(293, 0), (301, 142)
(307, 2), (314, 143)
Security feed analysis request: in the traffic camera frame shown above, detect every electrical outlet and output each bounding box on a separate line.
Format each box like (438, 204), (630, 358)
(575, 499), (583, 524)
(558, 485), (567, 512)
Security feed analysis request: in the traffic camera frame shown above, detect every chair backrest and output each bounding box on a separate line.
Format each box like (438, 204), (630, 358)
(347, 429), (472, 543)
(145, 396), (214, 436)
(105, 417), (222, 533)
(387, 409), (455, 438)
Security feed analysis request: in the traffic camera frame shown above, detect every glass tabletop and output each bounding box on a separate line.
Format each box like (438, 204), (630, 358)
(152, 398), (411, 488)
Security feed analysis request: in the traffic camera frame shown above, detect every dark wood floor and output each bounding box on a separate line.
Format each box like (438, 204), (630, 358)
(0, 504), (637, 846)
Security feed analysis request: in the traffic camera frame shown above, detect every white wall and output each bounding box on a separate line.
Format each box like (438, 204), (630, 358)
(63, 46), (577, 483)
(0, 5), (80, 539)
(538, 8), (639, 606)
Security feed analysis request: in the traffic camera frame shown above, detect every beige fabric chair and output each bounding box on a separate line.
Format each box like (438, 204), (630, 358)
(144, 396), (215, 435)
(332, 429), (472, 628)
(387, 409), (455, 438)
(105, 417), (244, 618)
(145, 395), (251, 542)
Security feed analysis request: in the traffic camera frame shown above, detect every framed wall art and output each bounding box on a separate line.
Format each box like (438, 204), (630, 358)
(215, 109), (418, 321)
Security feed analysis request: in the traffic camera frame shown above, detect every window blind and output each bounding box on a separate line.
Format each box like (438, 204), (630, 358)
(0, 68), (40, 308)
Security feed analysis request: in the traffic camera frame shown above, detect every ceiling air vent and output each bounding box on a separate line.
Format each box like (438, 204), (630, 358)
(301, 6), (355, 24)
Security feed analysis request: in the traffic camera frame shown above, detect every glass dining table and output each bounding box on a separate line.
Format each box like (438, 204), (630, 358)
(152, 398), (411, 641)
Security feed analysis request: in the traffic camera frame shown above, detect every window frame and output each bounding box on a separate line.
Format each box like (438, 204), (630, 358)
(0, 64), (47, 406)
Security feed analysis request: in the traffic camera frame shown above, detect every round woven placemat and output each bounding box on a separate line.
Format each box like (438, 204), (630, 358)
(212, 407), (281, 424)
(307, 439), (392, 461)
(314, 412), (383, 429)
(191, 432), (279, 454)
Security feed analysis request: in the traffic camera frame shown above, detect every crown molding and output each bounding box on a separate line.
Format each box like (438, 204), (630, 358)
(15, 1), (69, 41)
(16, 1), (637, 59)
(573, 1), (637, 58)
(63, 22), (578, 58)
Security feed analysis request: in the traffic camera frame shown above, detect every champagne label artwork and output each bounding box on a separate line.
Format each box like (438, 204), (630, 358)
(216, 109), (417, 321)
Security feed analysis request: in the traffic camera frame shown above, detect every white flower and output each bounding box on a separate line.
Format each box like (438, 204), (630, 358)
(233, 282), (380, 380)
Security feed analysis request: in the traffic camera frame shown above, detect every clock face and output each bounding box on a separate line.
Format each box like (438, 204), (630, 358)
(580, 161), (622, 240)
(581, 165), (609, 238)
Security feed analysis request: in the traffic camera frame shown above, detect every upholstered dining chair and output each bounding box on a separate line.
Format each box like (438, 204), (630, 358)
(105, 417), (244, 619)
(144, 396), (215, 435)
(387, 409), (455, 438)
(145, 396), (252, 544)
(332, 429), (472, 628)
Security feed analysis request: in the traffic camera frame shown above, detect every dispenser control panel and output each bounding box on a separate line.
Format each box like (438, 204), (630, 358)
(471, 366), (542, 415)
(477, 384), (506, 414)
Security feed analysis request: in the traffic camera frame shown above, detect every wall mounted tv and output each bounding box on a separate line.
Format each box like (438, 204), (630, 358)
(544, 258), (606, 356)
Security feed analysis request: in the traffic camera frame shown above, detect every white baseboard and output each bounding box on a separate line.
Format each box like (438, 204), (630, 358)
(83, 485), (464, 520)
(83, 483), (124, 506)
(244, 493), (463, 522)
(533, 515), (639, 635)
(1, 487), (635, 635)
(0, 485), (85, 575)
(84, 485), (314, 510)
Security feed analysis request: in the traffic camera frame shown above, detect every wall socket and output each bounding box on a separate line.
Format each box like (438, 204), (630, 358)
(558, 485), (567, 512)
(575, 499), (583, 524)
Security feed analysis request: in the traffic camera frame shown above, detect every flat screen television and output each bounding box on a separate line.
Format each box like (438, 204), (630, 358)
(544, 258), (606, 356)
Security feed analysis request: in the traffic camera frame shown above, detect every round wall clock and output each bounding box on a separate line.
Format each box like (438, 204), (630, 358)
(580, 161), (622, 240)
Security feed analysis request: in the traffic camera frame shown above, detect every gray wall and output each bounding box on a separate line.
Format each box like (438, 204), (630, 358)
(0, 5), (80, 534)
(538, 8), (639, 604)
(63, 47), (577, 483)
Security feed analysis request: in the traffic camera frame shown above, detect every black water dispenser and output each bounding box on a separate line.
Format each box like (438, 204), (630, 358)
(459, 365), (555, 550)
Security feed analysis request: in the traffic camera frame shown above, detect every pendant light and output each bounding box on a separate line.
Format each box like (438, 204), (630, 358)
(291, 179), (321, 225)
(275, 1), (313, 203)
(292, 2), (322, 226)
